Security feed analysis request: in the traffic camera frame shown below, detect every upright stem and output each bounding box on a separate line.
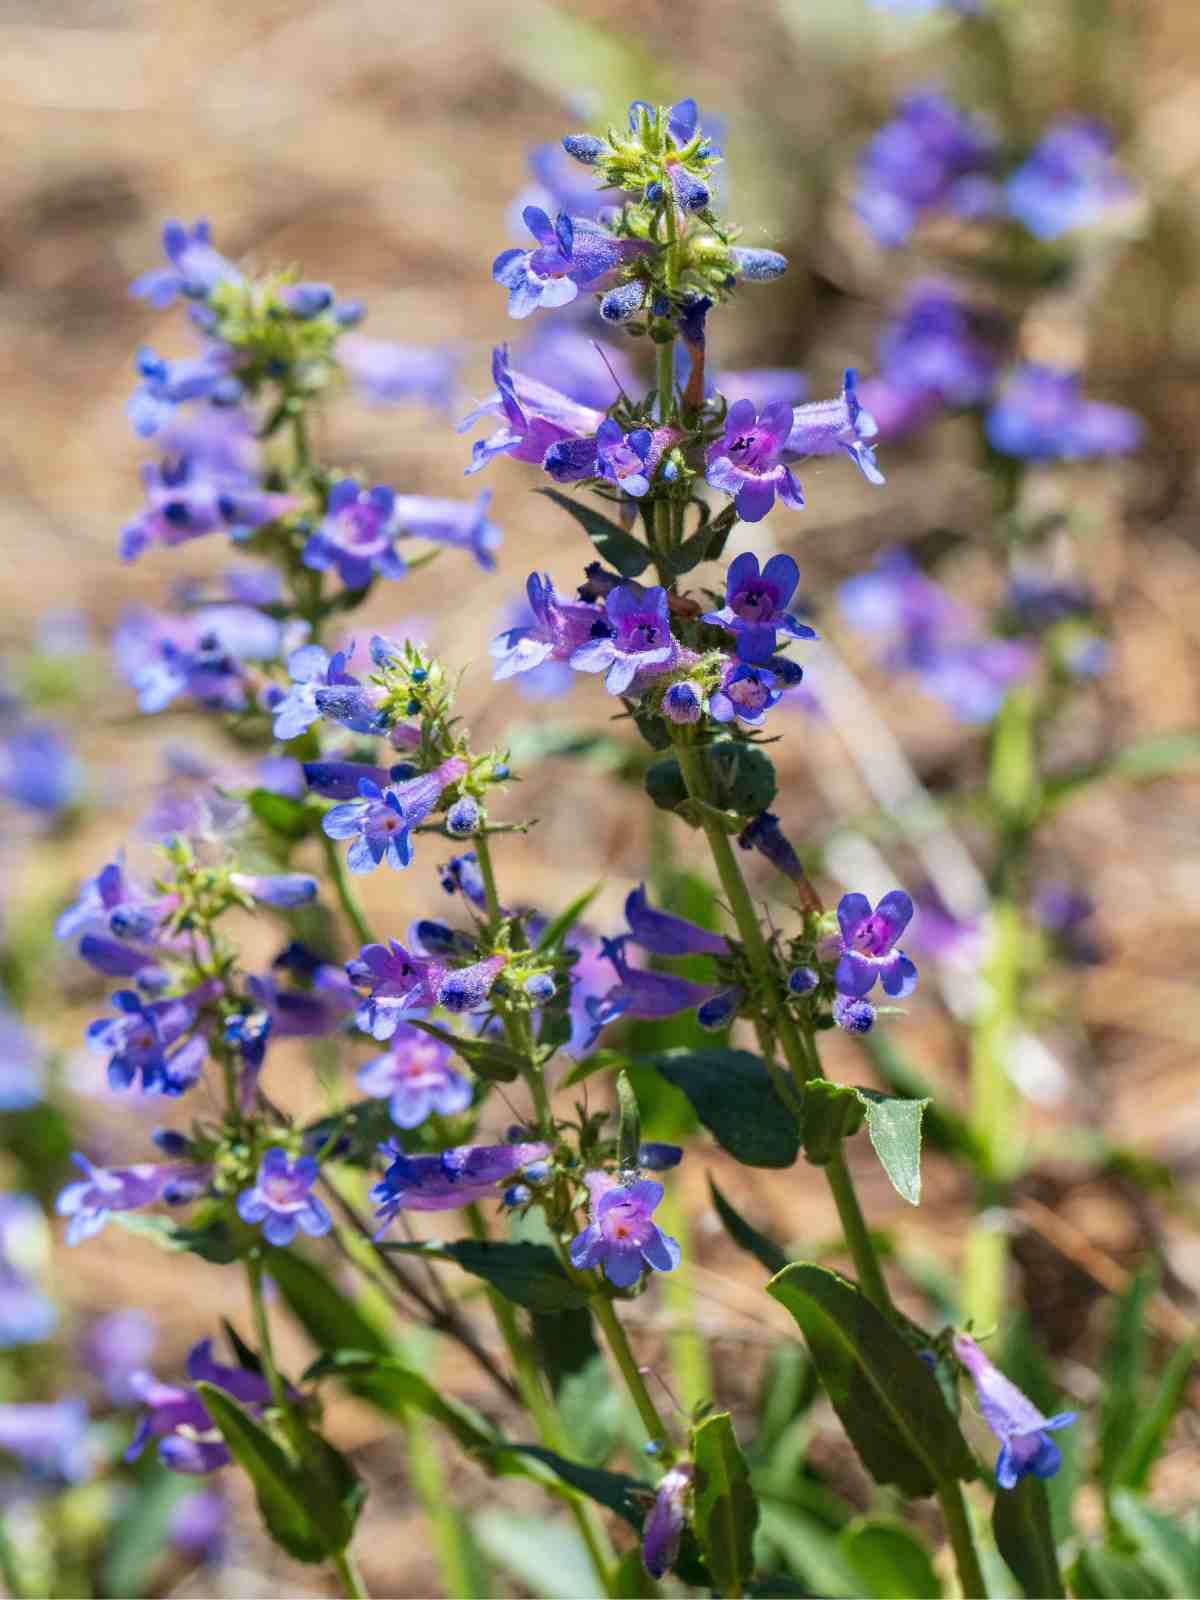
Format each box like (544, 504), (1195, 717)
(331, 1549), (369, 1600)
(938, 1478), (989, 1599)
(473, 830), (503, 925)
(464, 1205), (617, 1594)
(672, 738), (895, 1314)
(321, 834), (376, 949)
(590, 1291), (673, 1452)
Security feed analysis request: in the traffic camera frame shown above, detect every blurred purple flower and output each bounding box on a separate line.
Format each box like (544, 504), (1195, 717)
(236, 1148), (332, 1246)
(131, 219), (244, 308)
(855, 90), (1000, 247)
(0, 1399), (92, 1483)
(0, 1196), (56, 1348)
(83, 1310), (158, 1404)
(337, 333), (459, 411)
(1007, 118), (1133, 241)
(643, 1463), (694, 1579)
(985, 364), (1142, 460)
(372, 1140), (551, 1223)
(357, 1023), (472, 1128)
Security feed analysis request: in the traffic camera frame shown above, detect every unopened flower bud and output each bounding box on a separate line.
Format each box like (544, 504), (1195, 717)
(833, 995), (875, 1034)
(788, 966), (819, 995)
(562, 133), (605, 165)
(524, 973), (556, 1004)
(731, 247), (789, 281)
(601, 281), (647, 324)
(446, 797), (481, 836)
(662, 681), (702, 724)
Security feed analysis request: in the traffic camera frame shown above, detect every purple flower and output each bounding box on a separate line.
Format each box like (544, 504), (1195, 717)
(697, 987), (743, 1030)
(371, 1140), (551, 1223)
(121, 415), (295, 557)
(271, 644), (360, 741)
(834, 891), (918, 999)
(785, 371), (885, 485)
(391, 490), (502, 572)
(1007, 118), (1133, 241)
(643, 1463), (694, 1579)
(83, 1310), (158, 1404)
(322, 757), (467, 875)
(128, 1338), (276, 1475)
(624, 884), (727, 957)
(460, 345), (604, 476)
(230, 872), (317, 909)
(920, 638), (1039, 723)
(357, 1024), (472, 1128)
(570, 583), (678, 695)
(953, 1333), (1076, 1488)
(0, 1005), (46, 1110)
(730, 248), (789, 281)
(705, 399), (804, 523)
(169, 1489), (230, 1564)
(492, 207), (652, 320)
(569, 1174), (681, 1287)
(114, 603), (282, 715)
(492, 572), (603, 684)
(439, 852), (488, 910)
(348, 942), (445, 1040)
(247, 960), (356, 1041)
(0, 1196), (57, 1348)
(304, 479), (402, 589)
(0, 721), (83, 817)
(337, 333), (459, 411)
(303, 759), (395, 798)
(1032, 883), (1103, 966)
(586, 938), (717, 1042)
(595, 419), (655, 497)
(833, 995), (876, 1033)
(738, 813), (805, 881)
(236, 1148), (332, 1246)
(875, 280), (998, 411)
(437, 955), (507, 1014)
(131, 219), (244, 308)
(0, 1399), (92, 1483)
(855, 90), (1000, 247)
(513, 141), (614, 227)
(85, 986), (214, 1096)
(701, 551), (817, 664)
(985, 364), (1142, 461)
(710, 661), (783, 726)
(126, 344), (243, 439)
(662, 681), (702, 723)
(55, 1154), (175, 1246)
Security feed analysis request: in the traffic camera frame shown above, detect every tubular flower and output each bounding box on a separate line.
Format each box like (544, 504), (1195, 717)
(953, 1333), (1076, 1488)
(701, 551), (816, 664)
(569, 1174), (681, 1288)
(705, 399), (804, 522)
(833, 892), (918, 999)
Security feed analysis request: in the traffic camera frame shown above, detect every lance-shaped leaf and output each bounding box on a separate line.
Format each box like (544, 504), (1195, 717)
(406, 1017), (527, 1083)
(492, 1443), (647, 1529)
(647, 1049), (799, 1168)
(616, 1069), (641, 1172)
(1111, 1336), (1199, 1493)
(839, 1518), (943, 1599)
(1111, 1492), (1200, 1599)
(247, 787), (313, 839)
(303, 1351), (497, 1455)
(993, 1475), (1065, 1598)
(691, 1412), (758, 1597)
(766, 1265), (978, 1497)
(800, 1082), (929, 1205)
(195, 1384), (364, 1563)
(708, 1177), (788, 1276)
(382, 1239), (589, 1312)
(535, 488), (650, 577)
(535, 881), (604, 953)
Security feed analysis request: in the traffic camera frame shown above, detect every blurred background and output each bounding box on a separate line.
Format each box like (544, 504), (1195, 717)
(2, 0), (1199, 1594)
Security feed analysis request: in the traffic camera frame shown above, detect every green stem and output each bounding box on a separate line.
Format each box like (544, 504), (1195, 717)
(464, 1206), (617, 1593)
(589, 1291), (672, 1451)
(938, 1478), (989, 1599)
(321, 833), (375, 948)
(401, 1405), (480, 1599)
(473, 829), (503, 926)
(246, 1254), (305, 1453)
(656, 335), (675, 426)
(331, 1548), (369, 1600)
(673, 737), (895, 1313)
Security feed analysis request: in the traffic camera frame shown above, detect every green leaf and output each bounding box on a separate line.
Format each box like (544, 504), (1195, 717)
(99, 1465), (193, 1598)
(532, 1305), (603, 1393)
(692, 1412), (758, 1597)
(840, 1517), (943, 1598)
(802, 1081), (866, 1164)
(859, 1034), (981, 1164)
(554, 1352), (621, 1465)
(474, 1508), (606, 1600)
(648, 1049), (799, 1168)
(299, 1098), (397, 1167)
(993, 1476), (1065, 1598)
(612, 1546), (661, 1598)
(616, 1069), (641, 1171)
(302, 1351), (497, 1455)
(108, 1210), (243, 1263)
(1111, 1337), (1199, 1493)
(706, 740), (778, 818)
(1111, 1492), (1200, 1597)
(1069, 1548), (1171, 1598)
(1042, 733), (1200, 814)
(406, 1017), (526, 1082)
(800, 1083), (928, 1204)
(757, 1501), (859, 1597)
(1097, 1268), (1157, 1492)
(247, 787), (313, 840)
(493, 1444), (646, 1529)
(382, 1239), (589, 1312)
(535, 488), (651, 577)
(858, 1090), (929, 1207)
(268, 1249), (391, 1357)
(708, 1177), (788, 1275)
(766, 1264), (978, 1497)
(196, 1384), (365, 1563)
(560, 1048), (632, 1089)
(644, 755), (692, 818)
(535, 881), (604, 953)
